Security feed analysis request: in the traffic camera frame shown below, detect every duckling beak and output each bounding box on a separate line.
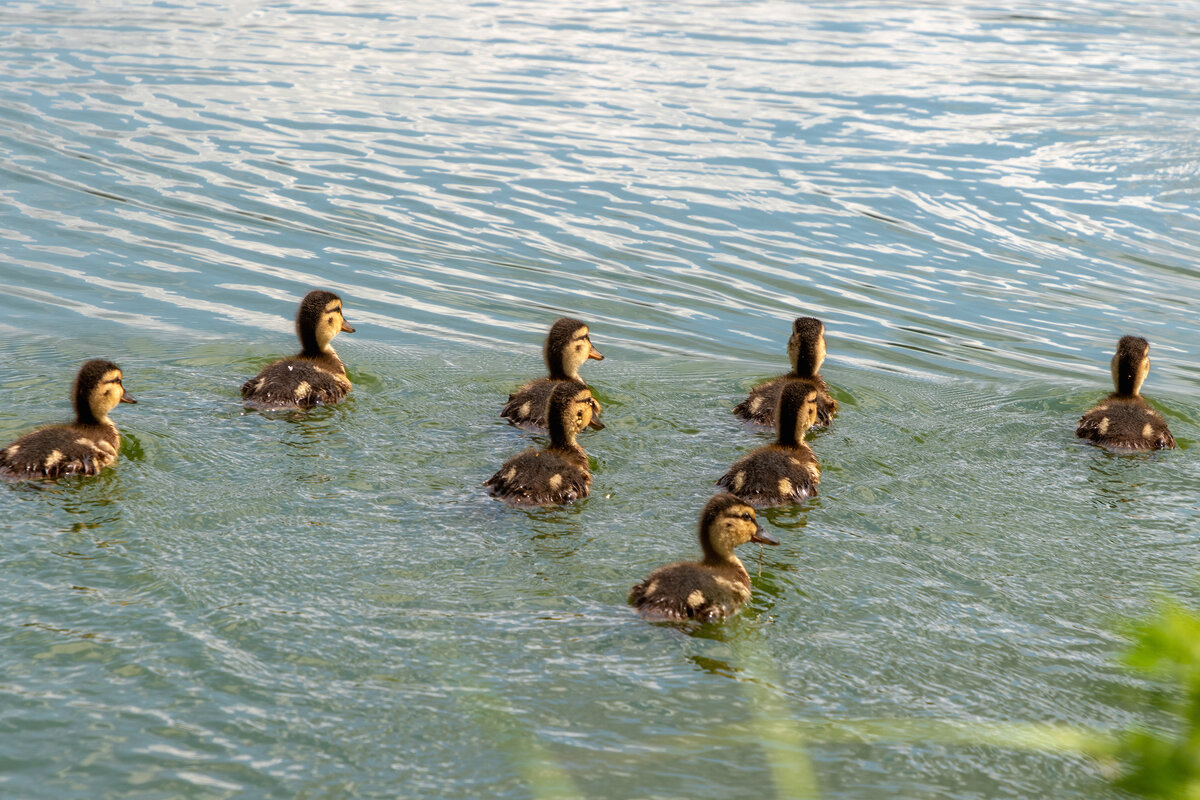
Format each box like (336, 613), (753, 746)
(120, 390), (138, 404)
(587, 345), (604, 361)
(751, 526), (779, 546)
(340, 319), (356, 333)
(588, 418), (606, 430)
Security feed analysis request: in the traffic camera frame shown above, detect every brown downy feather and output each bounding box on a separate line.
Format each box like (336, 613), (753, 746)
(242, 289), (355, 409)
(734, 316), (837, 427)
(486, 383), (599, 505)
(501, 317), (604, 432)
(0, 359), (137, 479)
(1077, 336), (1174, 451)
(720, 379), (821, 507)
(629, 493), (779, 623)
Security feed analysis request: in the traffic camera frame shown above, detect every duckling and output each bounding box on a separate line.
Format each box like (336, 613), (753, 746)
(501, 317), (605, 432)
(734, 316), (837, 427)
(242, 290), (355, 409)
(1076, 335), (1175, 451)
(629, 493), (779, 623)
(0, 359), (137, 479)
(485, 382), (601, 505)
(718, 379), (821, 507)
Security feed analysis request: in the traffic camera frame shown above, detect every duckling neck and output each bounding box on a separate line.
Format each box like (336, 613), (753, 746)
(1112, 375), (1141, 398)
(75, 400), (109, 428)
(699, 545), (747, 576)
(789, 362), (819, 379)
(299, 342), (345, 372)
(546, 355), (579, 381)
(775, 409), (802, 447)
(546, 414), (584, 457)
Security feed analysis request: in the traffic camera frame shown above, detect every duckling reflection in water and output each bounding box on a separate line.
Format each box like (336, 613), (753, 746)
(0, 359), (137, 479)
(1076, 335), (1174, 451)
(485, 383), (601, 506)
(734, 316), (837, 427)
(629, 493), (778, 623)
(242, 290), (355, 409)
(502, 317), (605, 432)
(719, 379), (821, 507)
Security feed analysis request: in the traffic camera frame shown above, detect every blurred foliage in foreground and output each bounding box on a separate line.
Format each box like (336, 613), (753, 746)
(1115, 598), (1200, 799)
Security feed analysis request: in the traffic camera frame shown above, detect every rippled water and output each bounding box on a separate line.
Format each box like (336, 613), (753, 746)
(2, 1), (1199, 797)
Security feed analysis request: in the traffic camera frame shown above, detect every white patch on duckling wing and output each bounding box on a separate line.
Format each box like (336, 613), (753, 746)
(686, 590), (706, 609)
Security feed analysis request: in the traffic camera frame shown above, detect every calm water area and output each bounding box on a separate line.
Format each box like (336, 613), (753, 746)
(2, 1), (1199, 797)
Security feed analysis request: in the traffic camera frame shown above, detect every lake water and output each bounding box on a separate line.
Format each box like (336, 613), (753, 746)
(2, 1), (1199, 797)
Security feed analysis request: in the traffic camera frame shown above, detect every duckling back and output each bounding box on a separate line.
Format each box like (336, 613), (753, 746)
(629, 562), (751, 623)
(717, 445), (819, 507)
(0, 424), (120, 479)
(734, 374), (837, 427)
(242, 357), (350, 409)
(501, 378), (573, 432)
(1076, 396), (1174, 451)
(483, 446), (590, 505)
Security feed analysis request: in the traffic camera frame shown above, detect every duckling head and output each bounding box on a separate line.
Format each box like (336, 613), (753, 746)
(544, 317), (603, 380)
(1111, 335), (1150, 397)
(74, 359), (136, 425)
(787, 317), (826, 377)
(546, 382), (602, 446)
(297, 290), (354, 356)
(699, 493), (779, 564)
(775, 379), (820, 446)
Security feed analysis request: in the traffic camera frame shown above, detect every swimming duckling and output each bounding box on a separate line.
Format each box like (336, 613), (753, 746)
(734, 316), (837, 427)
(718, 379), (821, 507)
(501, 317), (605, 432)
(242, 290), (355, 409)
(485, 382), (600, 505)
(1076, 335), (1175, 451)
(0, 359), (137, 479)
(629, 493), (779, 623)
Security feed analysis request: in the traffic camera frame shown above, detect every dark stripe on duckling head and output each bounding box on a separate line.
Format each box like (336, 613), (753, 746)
(1112, 335), (1150, 396)
(545, 381), (589, 447)
(544, 317), (588, 378)
(775, 379), (819, 447)
(698, 493), (755, 563)
(296, 290), (343, 355)
(73, 359), (123, 425)
(788, 317), (826, 377)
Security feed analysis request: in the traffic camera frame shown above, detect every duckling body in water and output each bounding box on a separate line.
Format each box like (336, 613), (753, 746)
(629, 493), (779, 623)
(485, 383), (600, 505)
(501, 317), (604, 432)
(719, 379), (821, 507)
(242, 290), (355, 409)
(0, 360), (137, 479)
(1076, 335), (1174, 451)
(734, 317), (837, 427)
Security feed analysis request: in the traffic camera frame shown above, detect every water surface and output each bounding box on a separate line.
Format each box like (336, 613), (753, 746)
(2, 1), (1199, 798)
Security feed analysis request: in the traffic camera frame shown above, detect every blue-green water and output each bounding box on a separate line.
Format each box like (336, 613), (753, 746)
(2, 2), (1199, 797)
